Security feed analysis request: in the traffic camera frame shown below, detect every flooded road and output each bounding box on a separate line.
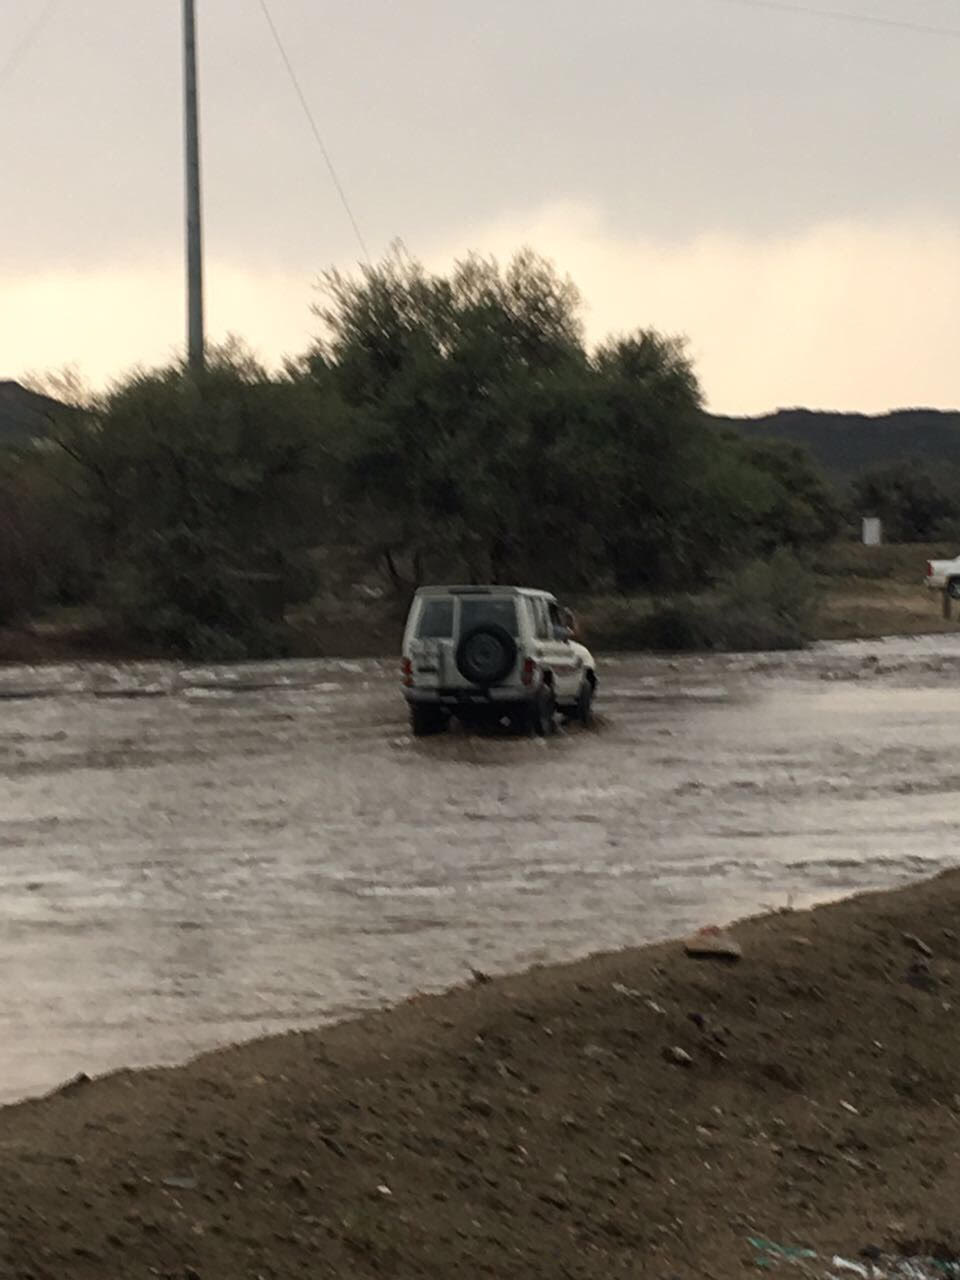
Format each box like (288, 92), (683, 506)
(1, 636), (959, 1104)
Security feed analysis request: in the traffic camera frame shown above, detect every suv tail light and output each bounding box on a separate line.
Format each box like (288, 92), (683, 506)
(401, 658), (414, 687)
(927, 561), (934, 577)
(521, 657), (537, 686)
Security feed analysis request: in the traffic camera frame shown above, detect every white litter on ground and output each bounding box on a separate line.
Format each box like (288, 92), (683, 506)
(749, 1237), (960, 1279)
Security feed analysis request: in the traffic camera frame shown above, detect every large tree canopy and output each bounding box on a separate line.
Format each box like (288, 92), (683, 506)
(1, 250), (840, 655)
(304, 250), (835, 592)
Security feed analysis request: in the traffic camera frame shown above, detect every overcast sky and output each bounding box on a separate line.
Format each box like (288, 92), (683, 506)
(3, 0), (959, 412)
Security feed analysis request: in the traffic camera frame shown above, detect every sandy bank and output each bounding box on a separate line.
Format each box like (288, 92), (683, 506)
(1, 873), (959, 1277)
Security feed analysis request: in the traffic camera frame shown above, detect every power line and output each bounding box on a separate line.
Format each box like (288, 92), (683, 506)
(0, 0), (62, 91)
(255, 0), (370, 263)
(705, 0), (960, 38)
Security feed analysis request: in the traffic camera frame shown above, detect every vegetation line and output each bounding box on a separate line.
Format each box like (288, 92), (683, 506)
(1, 249), (955, 660)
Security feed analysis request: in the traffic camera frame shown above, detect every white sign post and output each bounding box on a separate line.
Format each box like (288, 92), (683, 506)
(861, 517), (882, 546)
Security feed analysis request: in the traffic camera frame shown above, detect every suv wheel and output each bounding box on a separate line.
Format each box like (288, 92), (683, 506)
(575, 676), (595, 727)
(514, 686), (556, 737)
(410, 705), (448, 737)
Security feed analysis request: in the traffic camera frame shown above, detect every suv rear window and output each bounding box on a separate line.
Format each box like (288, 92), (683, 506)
(459, 598), (519, 636)
(417, 599), (454, 638)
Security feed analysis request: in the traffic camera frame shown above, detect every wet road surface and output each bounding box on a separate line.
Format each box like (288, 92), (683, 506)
(1, 635), (959, 1103)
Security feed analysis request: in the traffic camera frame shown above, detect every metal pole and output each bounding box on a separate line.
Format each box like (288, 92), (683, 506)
(183, 0), (205, 372)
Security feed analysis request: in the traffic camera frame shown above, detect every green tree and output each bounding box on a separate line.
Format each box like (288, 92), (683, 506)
(851, 459), (959, 542)
(307, 249), (841, 596)
(45, 345), (330, 657)
(579, 332), (708, 589)
(9, 248), (846, 656)
(307, 248), (589, 587)
(0, 465), (42, 623)
(731, 438), (841, 551)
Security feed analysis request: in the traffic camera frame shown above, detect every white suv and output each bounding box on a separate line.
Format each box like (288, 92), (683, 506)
(401, 586), (597, 736)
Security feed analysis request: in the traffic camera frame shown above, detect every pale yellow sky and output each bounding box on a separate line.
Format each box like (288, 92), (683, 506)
(5, 1), (960, 414)
(5, 203), (959, 414)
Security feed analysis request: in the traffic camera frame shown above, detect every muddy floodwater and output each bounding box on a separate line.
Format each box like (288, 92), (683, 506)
(1, 636), (958, 1103)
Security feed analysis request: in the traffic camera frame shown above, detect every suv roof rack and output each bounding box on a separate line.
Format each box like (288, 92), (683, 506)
(414, 585), (553, 597)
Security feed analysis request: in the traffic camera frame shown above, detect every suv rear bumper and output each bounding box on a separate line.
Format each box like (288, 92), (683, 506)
(404, 687), (537, 707)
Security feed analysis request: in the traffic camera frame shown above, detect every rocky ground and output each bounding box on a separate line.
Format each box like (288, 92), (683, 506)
(1, 872), (959, 1278)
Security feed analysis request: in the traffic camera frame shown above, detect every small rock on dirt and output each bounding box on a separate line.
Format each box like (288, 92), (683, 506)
(49, 1072), (91, 1097)
(684, 928), (743, 962)
(761, 1061), (804, 1091)
(905, 967), (939, 993)
(663, 1046), (694, 1068)
(902, 932), (934, 958)
(612, 982), (643, 999)
(161, 1175), (198, 1191)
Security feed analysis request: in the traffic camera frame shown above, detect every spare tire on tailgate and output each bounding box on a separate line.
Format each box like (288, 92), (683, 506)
(455, 625), (518, 686)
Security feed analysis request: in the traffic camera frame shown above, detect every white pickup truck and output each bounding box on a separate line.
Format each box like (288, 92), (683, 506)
(925, 554), (960, 600)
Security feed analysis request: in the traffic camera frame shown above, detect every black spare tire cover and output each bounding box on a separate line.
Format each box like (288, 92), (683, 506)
(455, 624), (518, 686)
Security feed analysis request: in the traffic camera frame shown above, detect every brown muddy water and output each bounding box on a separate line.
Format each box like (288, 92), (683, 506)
(1, 636), (958, 1104)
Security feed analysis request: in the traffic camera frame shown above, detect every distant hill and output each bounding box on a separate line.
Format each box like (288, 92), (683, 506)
(711, 408), (960, 480)
(0, 380), (66, 446)
(4, 381), (960, 482)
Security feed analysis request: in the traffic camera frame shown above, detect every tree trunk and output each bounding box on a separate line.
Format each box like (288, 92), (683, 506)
(383, 548), (405, 593)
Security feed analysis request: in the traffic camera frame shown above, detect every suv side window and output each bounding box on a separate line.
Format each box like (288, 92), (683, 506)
(417, 599), (454, 638)
(548, 602), (568, 639)
(531, 597), (551, 641)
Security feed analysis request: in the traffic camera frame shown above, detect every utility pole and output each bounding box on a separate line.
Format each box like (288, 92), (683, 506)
(183, 0), (205, 372)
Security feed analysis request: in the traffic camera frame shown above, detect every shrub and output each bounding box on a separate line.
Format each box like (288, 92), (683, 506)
(582, 550), (819, 653)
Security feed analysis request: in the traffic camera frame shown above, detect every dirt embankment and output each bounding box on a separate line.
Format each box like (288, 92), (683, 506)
(1, 873), (959, 1279)
(814, 542), (958, 642)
